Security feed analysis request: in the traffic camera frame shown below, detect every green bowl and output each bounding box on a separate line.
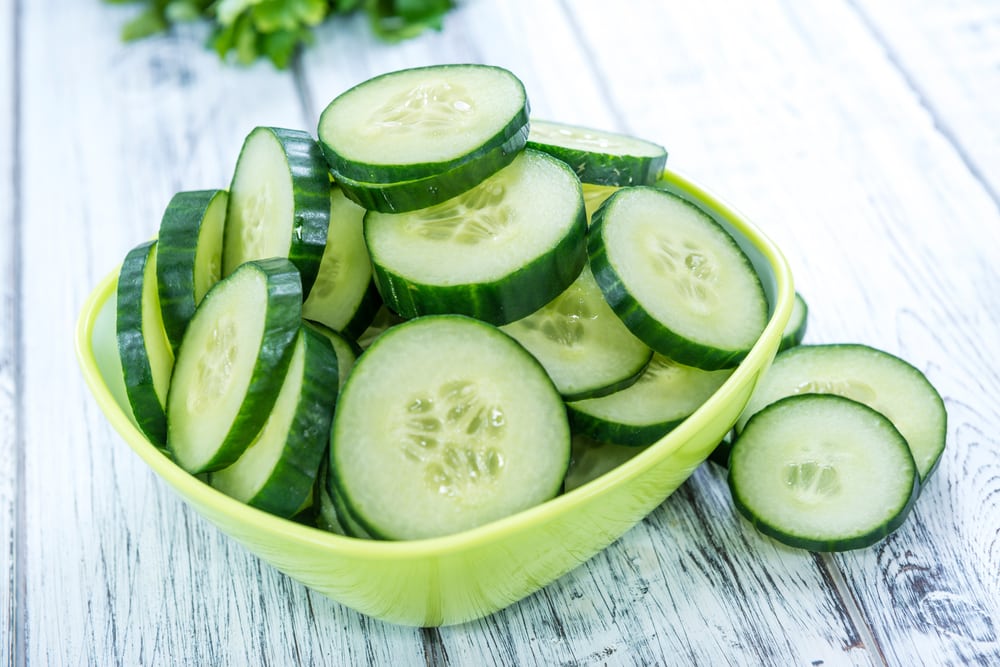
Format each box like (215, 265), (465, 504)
(75, 169), (794, 627)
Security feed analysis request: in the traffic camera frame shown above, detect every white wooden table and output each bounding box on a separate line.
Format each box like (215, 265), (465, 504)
(3, 0), (999, 664)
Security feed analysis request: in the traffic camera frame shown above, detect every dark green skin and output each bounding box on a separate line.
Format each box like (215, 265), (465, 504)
(525, 140), (667, 187)
(226, 127), (331, 298)
(117, 240), (168, 446)
(156, 189), (226, 354)
(567, 404), (689, 448)
(333, 126), (528, 214)
(588, 187), (765, 371)
(369, 204), (587, 326)
(728, 394), (920, 552)
(318, 64), (530, 183)
(167, 258), (303, 474)
(222, 326), (340, 519)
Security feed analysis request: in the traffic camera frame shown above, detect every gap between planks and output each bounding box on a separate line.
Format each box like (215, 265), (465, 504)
(844, 0), (1000, 212)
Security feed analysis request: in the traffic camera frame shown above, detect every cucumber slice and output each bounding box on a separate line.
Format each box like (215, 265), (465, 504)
(527, 119), (667, 186)
(210, 326), (339, 517)
(303, 321), (360, 389)
(116, 240), (174, 446)
(223, 126), (331, 296)
(167, 258), (302, 474)
(156, 189), (228, 354)
(589, 186), (768, 370)
(779, 292), (808, 352)
(365, 149), (587, 325)
(301, 186), (381, 338)
(567, 354), (732, 446)
(729, 394), (919, 552)
(331, 126), (528, 214)
(318, 64), (529, 184)
(315, 459), (347, 535)
(323, 471), (373, 539)
(330, 315), (570, 540)
(501, 264), (652, 400)
(356, 305), (406, 351)
(736, 344), (947, 482)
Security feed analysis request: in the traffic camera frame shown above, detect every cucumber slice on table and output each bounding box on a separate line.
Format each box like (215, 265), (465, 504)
(167, 258), (302, 474)
(527, 119), (667, 186)
(365, 149), (587, 325)
(210, 326), (339, 518)
(501, 264), (652, 401)
(223, 126), (331, 296)
(301, 186), (381, 338)
(330, 315), (570, 540)
(736, 344), (947, 482)
(589, 186), (768, 370)
(156, 189), (228, 353)
(729, 394), (919, 552)
(317, 64), (529, 184)
(117, 240), (174, 446)
(332, 126), (528, 214)
(567, 354), (732, 447)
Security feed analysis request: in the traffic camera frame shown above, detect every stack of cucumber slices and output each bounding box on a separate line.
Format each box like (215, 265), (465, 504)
(112, 64), (945, 550)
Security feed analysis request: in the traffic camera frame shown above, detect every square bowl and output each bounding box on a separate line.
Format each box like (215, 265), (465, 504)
(75, 168), (794, 627)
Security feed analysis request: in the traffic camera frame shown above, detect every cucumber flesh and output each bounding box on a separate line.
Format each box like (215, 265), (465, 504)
(167, 258), (302, 474)
(318, 64), (529, 183)
(736, 343), (947, 482)
(589, 186), (768, 369)
(330, 315), (570, 540)
(729, 394), (919, 552)
(117, 240), (174, 446)
(567, 354), (732, 447)
(156, 189), (228, 354)
(527, 119), (667, 186)
(501, 264), (652, 400)
(223, 127), (330, 296)
(210, 327), (339, 517)
(365, 149), (587, 325)
(301, 187), (381, 338)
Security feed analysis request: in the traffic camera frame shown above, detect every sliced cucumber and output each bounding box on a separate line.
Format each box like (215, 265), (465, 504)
(355, 305), (406, 351)
(156, 189), (228, 354)
(301, 186), (381, 338)
(365, 149), (587, 325)
(567, 354), (732, 446)
(501, 264), (652, 400)
(330, 315), (570, 540)
(736, 344), (947, 481)
(527, 119), (667, 186)
(223, 126), (330, 296)
(318, 64), (529, 184)
(210, 326), (339, 517)
(729, 394), (919, 552)
(303, 321), (359, 389)
(589, 186), (768, 370)
(331, 126), (528, 214)
(779, 292), (808, 352)
(167, 258), (302, 474)
(117, 240), (174, 446)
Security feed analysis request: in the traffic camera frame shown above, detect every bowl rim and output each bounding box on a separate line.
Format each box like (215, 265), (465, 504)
(75, 167), (794, 561)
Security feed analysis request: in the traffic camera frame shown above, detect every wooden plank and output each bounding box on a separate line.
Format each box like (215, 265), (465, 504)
(564, 0), (1000, 664)
(16, 1), (423, 663)
(299, 2), (878, 663)
(1, 0), (17, 663)
(850, 0), (1000, 203)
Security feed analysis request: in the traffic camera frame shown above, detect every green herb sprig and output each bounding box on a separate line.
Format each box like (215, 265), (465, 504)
(106, 0), (455, 69)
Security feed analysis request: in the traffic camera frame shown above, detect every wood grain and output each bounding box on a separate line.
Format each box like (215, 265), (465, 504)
(852, 0), (1000, 204)
(6, 0), (1000, 664)
(2, 0), (17, 663)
